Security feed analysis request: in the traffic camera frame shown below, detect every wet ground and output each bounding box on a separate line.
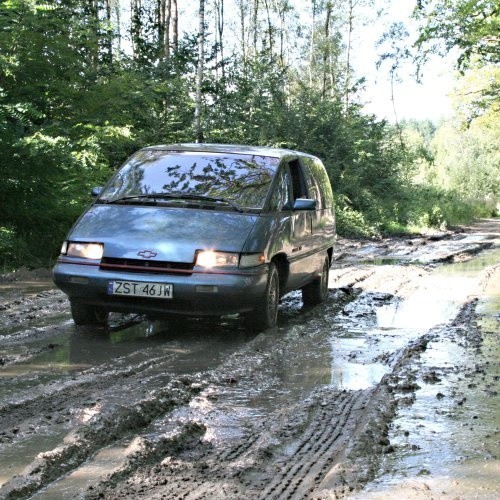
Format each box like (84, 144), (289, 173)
(0, 219), (498, 499)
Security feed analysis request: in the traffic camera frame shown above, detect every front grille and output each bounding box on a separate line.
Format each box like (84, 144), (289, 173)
(100, 257), (193, 275)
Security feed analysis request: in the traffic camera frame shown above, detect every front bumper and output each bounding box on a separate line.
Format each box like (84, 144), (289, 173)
(53, 260), (268, 317)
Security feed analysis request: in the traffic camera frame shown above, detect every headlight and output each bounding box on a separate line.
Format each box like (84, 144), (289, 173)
(239, 253), (265, 268)
(196, 250), (238, 268)
(66, 242), (104, 260)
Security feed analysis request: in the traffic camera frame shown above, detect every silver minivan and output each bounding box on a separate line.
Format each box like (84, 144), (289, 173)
(53, 143), (336, 330)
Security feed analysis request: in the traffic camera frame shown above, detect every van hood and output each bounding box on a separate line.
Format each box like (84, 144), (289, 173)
(69, 205), (258, 263)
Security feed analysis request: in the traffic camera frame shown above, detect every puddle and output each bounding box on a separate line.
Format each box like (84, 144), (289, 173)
(436, 246), (500, 276)
(0, 318), (259, 492)
(173, 246), (499, 453)
(1, 318), (255, 378)
(0, 429), (71, 488)
(355, 251), (500, 498)
(357, 329), (499, 498)
(32, 440), (132, 499)
(0, 278), (54, 294)
(375, 278), (469, 330)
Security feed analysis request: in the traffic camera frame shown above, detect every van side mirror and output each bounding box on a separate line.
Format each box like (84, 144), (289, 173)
(91, 187), (103, 197)
(292, 198), (316, 211)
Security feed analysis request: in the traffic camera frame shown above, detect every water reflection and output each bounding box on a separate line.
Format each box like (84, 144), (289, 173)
(1, 316), (257, 392)
(376, 294), (459, 330)
(330, 360), (388, 390)
(68, 316), (255, 372)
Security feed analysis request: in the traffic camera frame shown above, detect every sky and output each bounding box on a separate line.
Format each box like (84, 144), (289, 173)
(351, 1), (455, 122)
(360, 60), (454, 122)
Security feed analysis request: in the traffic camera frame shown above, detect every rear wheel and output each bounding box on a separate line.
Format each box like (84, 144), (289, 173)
(70, 301), (109, 326)
(302, 255), (330, 307)
(244, 262), (280, 331)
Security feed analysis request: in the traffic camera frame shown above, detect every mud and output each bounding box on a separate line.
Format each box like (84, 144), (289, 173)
(0, 219), (498, 499)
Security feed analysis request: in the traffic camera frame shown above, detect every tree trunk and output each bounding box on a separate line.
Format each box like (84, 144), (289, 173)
(158, 0), (165, 59)
(115, 0), (122, 53)
(131, 0), (142, 60)
(253, 0), (259, 57)
(264, 0), (273, 57)
(309, 0), (316, 86)
(322, 2), (332, 99)
(195, 0), (205, 143)
(86, 0), (100, 66)
(278, 1), (286, 67)
(173, 0), (178, 52)
(238, 0), (247, 70)
(165, 0), (171, 59)
(215, 0), (225, 79)
(345, 0), (355, 113)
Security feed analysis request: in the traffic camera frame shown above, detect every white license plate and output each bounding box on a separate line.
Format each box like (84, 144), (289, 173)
(108, 280), (173, 299)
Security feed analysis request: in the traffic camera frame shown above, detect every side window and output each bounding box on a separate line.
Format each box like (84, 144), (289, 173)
(303, 157), (334, 209)
(268, 167), (290, 212)
(288, 159), (308, 201)
(303, 158), (323, 209)
(313, 158), (334, 208)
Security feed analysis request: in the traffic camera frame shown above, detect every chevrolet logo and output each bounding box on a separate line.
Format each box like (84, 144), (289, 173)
(137, 250), (157, 259)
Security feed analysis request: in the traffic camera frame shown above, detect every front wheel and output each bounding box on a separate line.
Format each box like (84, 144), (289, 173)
(302, 255), (330, 307)
(70, 301), (109, 326)
(244, 262), (280, 332)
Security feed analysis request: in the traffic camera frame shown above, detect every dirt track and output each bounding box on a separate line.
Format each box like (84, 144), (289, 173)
(0, 220), (498, 499)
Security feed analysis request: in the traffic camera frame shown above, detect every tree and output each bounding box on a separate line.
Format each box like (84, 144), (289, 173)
(195, 0), (206, 142)
(414, 0), (499, 70)
(414, 1), (499, 120)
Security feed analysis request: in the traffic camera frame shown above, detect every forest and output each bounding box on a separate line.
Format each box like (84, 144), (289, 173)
(0, 0), (498, 270)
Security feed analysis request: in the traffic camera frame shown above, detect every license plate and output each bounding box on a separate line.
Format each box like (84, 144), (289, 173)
(108, 280), (173, 299)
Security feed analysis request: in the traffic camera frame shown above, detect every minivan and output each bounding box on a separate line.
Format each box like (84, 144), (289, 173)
(53, 143), (336, 330)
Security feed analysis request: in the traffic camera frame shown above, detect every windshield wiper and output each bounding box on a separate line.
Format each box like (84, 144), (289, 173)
(100, 193), (244, 212)
(173, 194), (244, 213)
(98, 194), (172, 205)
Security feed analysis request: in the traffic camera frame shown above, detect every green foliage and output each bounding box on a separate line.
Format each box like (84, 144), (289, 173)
(335, 197), (378, 237)
(414, 0), (499, 70)
(0, 227), (32, 272)
(404, 185), (492, 231)
(450, 64), (500, 123)
(400, 100), (498, 232)
(414, 0), (499, 121)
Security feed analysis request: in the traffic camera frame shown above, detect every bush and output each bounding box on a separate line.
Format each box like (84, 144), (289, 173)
(0, 227), (34, 272)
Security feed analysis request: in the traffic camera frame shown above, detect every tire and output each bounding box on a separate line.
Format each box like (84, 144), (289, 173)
(70, 301), (109, 326)
(244, 262), (280, 331)
(302, 255), (330, 307)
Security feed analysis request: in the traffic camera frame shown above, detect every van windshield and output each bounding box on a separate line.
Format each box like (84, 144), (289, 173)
(98, 150), (280, 210)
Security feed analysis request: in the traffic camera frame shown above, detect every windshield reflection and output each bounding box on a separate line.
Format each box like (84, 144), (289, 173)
(100, 151), (279, 209)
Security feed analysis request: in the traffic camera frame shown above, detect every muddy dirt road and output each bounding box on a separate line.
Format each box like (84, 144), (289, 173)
(0, 220), (498, 499)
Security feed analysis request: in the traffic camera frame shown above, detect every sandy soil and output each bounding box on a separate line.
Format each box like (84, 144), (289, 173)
(0, 219), (498, 499)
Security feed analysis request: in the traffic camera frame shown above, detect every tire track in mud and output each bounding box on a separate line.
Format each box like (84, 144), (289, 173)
(258, 389), (371, 499)
(86, 332), (435, 500)
(0, 317), (272, 497)
(253, 335), (434, 500)
(0, 350), (181, 428)
(0, 375), (206, 499)
(0, 290), (68, 332)
(0, 323), (215, 497)
(82, 291), (437, 500)
(4, 279), (391, 499)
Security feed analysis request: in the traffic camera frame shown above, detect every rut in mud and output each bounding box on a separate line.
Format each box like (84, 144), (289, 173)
(0, 220), (498, 499)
